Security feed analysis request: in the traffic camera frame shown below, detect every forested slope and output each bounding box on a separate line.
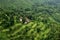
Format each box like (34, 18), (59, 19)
(0, 0), (60, 40)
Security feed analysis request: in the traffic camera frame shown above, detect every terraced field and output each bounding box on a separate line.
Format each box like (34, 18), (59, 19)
(0, 19), (52, 40)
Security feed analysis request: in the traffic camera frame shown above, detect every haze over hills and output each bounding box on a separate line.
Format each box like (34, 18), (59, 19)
(0, 0), (60, 9)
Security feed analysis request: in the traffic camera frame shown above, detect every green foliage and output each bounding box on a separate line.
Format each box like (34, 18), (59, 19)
(0, 0), (60, 40)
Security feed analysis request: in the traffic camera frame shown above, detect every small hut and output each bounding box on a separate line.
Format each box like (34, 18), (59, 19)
(24, 17), (30, 24)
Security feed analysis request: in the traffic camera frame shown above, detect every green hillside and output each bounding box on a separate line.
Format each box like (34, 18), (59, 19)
(0, 0), (60, 40)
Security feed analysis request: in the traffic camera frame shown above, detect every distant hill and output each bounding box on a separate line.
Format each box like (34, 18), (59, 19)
(0, 0), (60, 9)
